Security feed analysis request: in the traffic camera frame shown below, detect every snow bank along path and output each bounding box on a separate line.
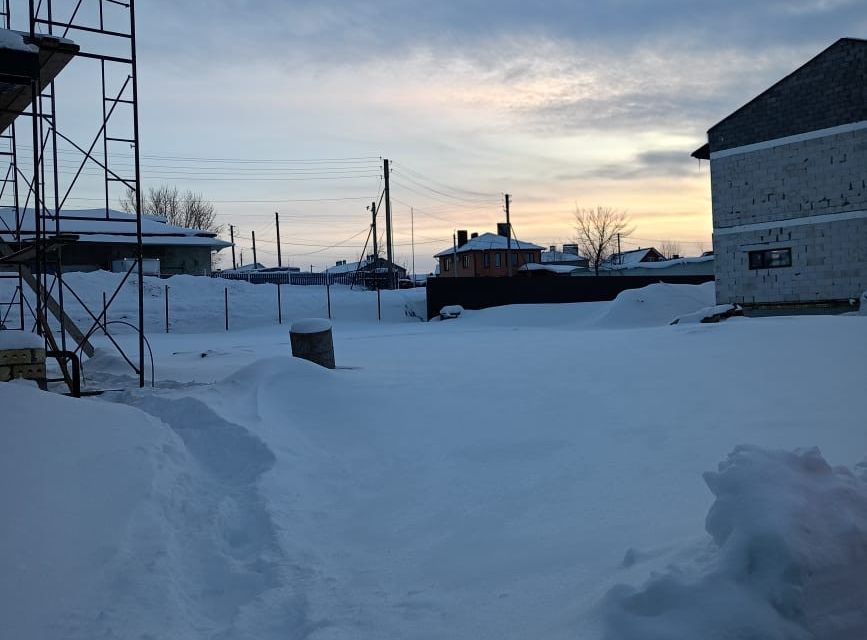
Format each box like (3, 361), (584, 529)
(0, 270), (426, 335)
(3, 281), (867, 638)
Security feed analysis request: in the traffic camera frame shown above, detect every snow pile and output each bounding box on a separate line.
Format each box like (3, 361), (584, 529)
(290, 318), (332, 334)
(602, 446), (867, 639)
(0, 30), (38, 52)
(591, 282), (715, 329)
(0, 383), (182, 638)
(0, 329), (43, 349)
(440, 304), (464, 319)
(670, 303), (741, 325)
(0, 379), (295, 639)
(453, 282), (716, 329)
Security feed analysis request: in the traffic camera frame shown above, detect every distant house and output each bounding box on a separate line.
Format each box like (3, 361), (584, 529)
(574, 254), (715, 277)
(0, 207), (230, 275)
(219, 262), (267, 274)
(434, 226), (543, 277)
(692, 37), (867, 309)
(541, 244), (589, 269)
(325, 256), (407, 288)
(603, 247), (665, 269)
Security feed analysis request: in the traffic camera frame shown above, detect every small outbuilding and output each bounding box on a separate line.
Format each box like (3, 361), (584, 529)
(0, 207), (231, 276)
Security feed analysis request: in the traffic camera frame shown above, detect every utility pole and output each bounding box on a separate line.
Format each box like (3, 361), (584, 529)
(252, 230), (258, 267)
(240, 249), (244, 267)
(229, 224), (236, 269)
(410, 206), (415, 281)
(617, 232), (621, 265)
(371, 201), (378, 259)
(275, 211), (282, 267)
(383, 158), (394, 289)
(505, 193), (512, 277)
(370, 200), (381, 319)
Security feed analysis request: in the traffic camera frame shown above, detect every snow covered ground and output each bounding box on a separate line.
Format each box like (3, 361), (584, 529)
(2, 275), (867, 639)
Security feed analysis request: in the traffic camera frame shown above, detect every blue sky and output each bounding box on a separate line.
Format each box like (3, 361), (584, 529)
(26, 1), (867, 270)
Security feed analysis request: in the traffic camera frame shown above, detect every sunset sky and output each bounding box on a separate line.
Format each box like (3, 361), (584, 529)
(33, 1), (867, 271)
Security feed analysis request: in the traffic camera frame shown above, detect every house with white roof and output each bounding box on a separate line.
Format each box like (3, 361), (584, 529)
(603, 247), (665, 268)
(0, 208), (231, 275)
(434, 227), (543, 277)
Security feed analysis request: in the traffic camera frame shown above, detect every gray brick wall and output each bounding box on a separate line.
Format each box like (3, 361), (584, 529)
(709, 38), (867, 152)
(714, 216), (867, 305)
(711, 127), (867, 229)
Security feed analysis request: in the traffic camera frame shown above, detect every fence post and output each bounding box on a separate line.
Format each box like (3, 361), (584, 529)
(326, 276), (332, 319)
(164, 285), (170, 333)
(277, 283), (282, 324)
(224, 287), (229, 331)
(102, 291), (108, 335)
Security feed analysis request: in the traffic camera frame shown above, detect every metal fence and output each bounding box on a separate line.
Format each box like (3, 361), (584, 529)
(212, 271), (361, 286)
(426, 274), (714, 320)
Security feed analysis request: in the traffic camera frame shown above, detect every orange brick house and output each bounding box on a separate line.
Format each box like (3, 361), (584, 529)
(434, 227), (543, 277)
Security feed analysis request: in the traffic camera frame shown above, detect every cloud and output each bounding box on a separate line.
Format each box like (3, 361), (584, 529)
(557, 149), (700, 181)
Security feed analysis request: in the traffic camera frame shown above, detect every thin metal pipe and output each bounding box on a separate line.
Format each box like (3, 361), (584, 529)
(129, 0), (145, 386)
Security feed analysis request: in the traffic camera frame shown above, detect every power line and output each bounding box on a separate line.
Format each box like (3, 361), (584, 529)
(392, 162), (500, 199)
(390, 170), (500, 204)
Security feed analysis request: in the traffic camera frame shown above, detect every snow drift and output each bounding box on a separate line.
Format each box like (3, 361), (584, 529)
(0, 380), (294, 639)
(602, 446), (867, 640)
(454, 281), (716, 329)
(590, 281), (716, 329)
(0, 270), (424, 335)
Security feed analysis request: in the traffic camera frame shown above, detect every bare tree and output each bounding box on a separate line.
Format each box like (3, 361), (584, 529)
(659, 240), (682, 259)
(120, 185), (220, 232)
(573, 206), (634, 275)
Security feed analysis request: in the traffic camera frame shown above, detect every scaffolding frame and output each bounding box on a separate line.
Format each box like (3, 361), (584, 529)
(0, 0), (146, 389)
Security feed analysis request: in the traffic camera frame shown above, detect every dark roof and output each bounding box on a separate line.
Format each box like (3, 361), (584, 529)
(695, 37), (867, 155)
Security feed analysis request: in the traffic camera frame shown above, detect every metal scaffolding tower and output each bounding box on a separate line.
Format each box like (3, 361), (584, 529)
(0, 0), (146, 390)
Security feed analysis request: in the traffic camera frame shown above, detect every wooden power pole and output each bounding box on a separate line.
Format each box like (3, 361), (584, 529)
(275, 212), (282, 267)
(252, 230), (258, 266)
(383, 158), (394, 289)
(229, 224), (236, 269)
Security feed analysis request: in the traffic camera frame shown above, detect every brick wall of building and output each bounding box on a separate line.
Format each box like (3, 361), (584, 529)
(714, 214), (867, 304)
(711, 126), (867, 305)
(439, 249), (541, 277)
(710, 127), (867, 229)
(708, 39), (867, 152)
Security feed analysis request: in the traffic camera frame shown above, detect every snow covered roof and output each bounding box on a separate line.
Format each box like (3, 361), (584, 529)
(219, 263), (266, 273)
(602, 254), (714, 271)
(434, 232), (543, 257)
(519, 263), (579, 274)
(0, 29), (38, 53)
(604, 247), (663, 267)
(0, 208), (231, 249)
(325, 258), (404, 274)
(325, 260), (364, 274)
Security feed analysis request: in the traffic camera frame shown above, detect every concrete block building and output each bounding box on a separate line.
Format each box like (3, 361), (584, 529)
(693, 37), (867, 308)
